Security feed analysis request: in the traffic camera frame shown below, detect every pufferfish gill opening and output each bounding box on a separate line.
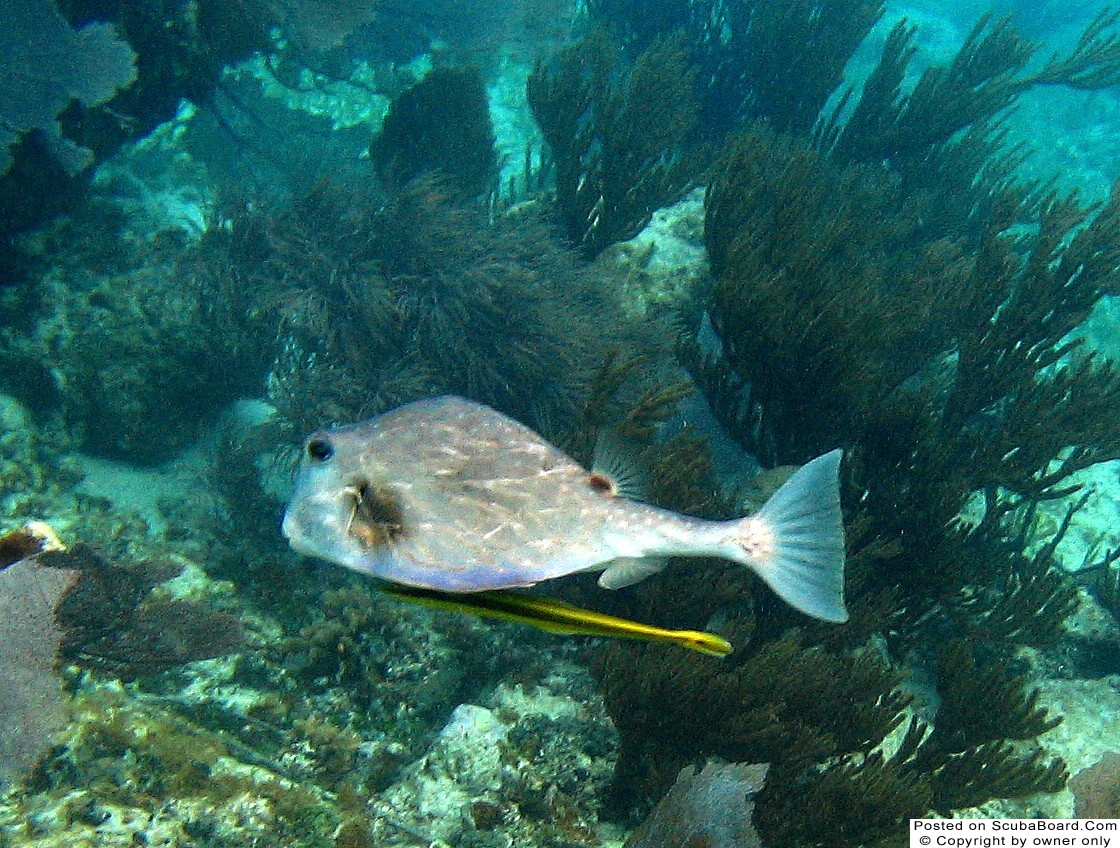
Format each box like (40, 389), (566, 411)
(282, 395), (848, 626)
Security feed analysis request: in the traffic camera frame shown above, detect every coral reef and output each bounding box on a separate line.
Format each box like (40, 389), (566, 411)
(0, 211), (273, 464)
(594, 188), (710, 319)
(0, 396), (78, 520)
(11, 678), (353, 848)
(702, 126), (959, 462)
(0, 568), (616, 848)
(368, 677), (618, 847)
(5, 2), (1120, 847)
(70, 269), (253, 461)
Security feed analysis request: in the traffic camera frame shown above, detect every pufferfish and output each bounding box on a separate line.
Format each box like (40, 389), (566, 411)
(282, 395), (848, 630)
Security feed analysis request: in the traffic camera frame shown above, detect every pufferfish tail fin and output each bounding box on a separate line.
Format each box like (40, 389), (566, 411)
(733, 449), (848, 623)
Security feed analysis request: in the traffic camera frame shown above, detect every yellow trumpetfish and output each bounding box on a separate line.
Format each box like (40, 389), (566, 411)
(378, 583), (732, 657)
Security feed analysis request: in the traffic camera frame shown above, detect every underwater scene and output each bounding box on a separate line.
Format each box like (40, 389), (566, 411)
(5, 0), (1120, 845)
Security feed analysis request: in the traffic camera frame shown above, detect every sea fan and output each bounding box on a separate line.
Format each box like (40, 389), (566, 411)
(0, 527), (77, 788)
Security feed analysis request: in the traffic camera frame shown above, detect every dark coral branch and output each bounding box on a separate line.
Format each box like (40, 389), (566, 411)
(528, 30), (701, 256)
(720, 0), (884, 138)
(1031, 8), (1120, 89)
(932, 742), (1068, 813)
(828, 8), (1120, 200)
(704, 126), (974, 461)
(830, 14), (1032, 165)
(928, 640), (1061, 755)
(756, 748), (931, 847)
(595, 630), (908, 814)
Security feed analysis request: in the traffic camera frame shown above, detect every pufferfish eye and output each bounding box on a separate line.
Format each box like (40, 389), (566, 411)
(306, 436), (334, 462)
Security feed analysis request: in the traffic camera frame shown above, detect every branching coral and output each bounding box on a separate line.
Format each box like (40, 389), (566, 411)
(594, 632), (910, 812)
(582, 0), (693, 53)
(908, 640), (1066, 812)
(528, 30), (701, 257)
(583, 6), (1120, 844)
(820, 8), (1120, 229)
(702, 0), (884, 139)
(224, 177), (639, 441)
(757, 739), (932, 848)
(699, 124), (1120, 640)
(825, 14), (1033, 168)
(702, 126), (975, 463)
(597, 627), (1066, 845)
(584, 0), (883, 140)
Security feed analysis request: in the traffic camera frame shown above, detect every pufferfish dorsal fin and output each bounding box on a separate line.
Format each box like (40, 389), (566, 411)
(590, 429), (649, 501)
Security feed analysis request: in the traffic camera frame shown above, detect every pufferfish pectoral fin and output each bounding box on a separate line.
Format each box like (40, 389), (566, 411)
(597, 556), (670, 590)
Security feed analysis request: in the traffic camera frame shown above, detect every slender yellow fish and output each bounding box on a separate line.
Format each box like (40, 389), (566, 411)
(378, 582), (733, 657)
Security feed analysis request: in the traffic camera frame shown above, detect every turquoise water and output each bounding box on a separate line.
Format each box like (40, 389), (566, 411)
(3, 1), (1120, 845)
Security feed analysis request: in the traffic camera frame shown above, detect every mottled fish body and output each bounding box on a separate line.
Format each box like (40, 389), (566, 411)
(283, 395), (848, 623)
